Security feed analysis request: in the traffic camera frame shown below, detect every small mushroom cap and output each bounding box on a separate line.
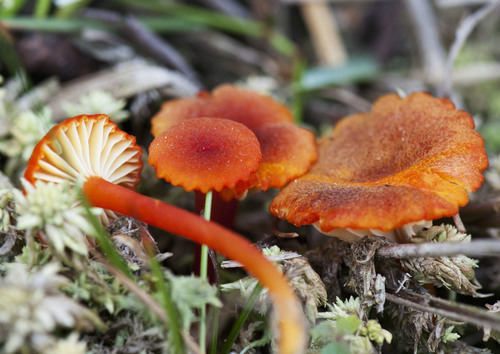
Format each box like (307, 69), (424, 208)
(150, 84), (294, 136)
(25, 114), (143, 224)
(232, 123), (318, 195)
(148, 117), (262, 194)
(270, 92), (488, 233)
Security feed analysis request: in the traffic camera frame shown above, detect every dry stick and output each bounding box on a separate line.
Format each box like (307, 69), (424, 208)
(442, 0), (500, 97)
(436, 0), (494, 7)
(386, 289), (500, 332)
(201, 0), (251, 19)
(320, 88), (372, 112)
(461, 197), (500, 221)
(90, 250), (201, 354)
(404, 0), (446, 86)
(453, 62), (500, 86)
(123, 15), (203, 89)
(47, 61), (199, 121)
(300, 2), (347, 67)
(377, 239), (500, 259)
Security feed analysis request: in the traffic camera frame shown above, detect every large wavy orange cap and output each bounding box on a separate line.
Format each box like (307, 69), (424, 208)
(150, 84), (317, 196)
(270, 92), (488, 233)
(149, 118), (262, 194)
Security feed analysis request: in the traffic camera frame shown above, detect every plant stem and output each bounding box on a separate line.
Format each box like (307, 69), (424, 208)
(209, 305), (220, 354)
(110, 0), (296, 56)
(200, 191), (213, 276)
(221, 283), (263, 354)
(386, 288), (500, 331)
(149, 255), (184, 354)
(34, 0), (51, 18)
(376, 239), (500, 259)
(199, 190), (213, 353)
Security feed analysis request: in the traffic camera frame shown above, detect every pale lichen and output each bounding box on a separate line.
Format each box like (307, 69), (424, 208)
(311, 296), (392, 353)
(13, 179), (100, 265)
(167, 271), (221, 332)
(0, 262), (102, 353)
(62, 90), (130, 123)
(403, 224), (484, 297)
(222, 246), (327, 322)
(0, 107), (53, 176)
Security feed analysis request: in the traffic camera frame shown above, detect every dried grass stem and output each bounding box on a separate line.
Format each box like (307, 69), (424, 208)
(377, 239), (500, 259)
(386, 289), (500, 331)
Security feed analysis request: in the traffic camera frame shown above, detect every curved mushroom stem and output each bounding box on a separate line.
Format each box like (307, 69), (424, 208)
(83, 176), (307, 354)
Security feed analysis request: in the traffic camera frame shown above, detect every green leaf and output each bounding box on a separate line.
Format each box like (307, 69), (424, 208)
(336, 315), (362, 335)
(321, 342), (351, 354)
(299, 57), (379, 92)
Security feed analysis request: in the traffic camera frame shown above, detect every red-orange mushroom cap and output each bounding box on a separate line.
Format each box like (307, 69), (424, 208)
(270, 92), (488, 240)
(232, 122), (318, 195)
(148, 117), (262, 194)
(25, 114), (143, 225)
(150, 84), (318, 197)
(150, 84), (294, 136)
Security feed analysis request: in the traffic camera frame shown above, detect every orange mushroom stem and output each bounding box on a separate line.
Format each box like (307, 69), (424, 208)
(25, 114), (307, 354)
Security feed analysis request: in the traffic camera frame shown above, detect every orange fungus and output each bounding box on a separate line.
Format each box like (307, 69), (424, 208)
(148, 117), (262, 194)
(150, 84), (318, 197)
(270, 92), (488, 234)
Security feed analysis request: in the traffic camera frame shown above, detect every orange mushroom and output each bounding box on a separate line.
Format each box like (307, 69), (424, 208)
(149, 117), (263, 340)
(150, 84), (318, 199)
(25, 114), (307, 354)
(25, 114), (143, 226)
(149, 117), (262, 194)
(150, 84), (294, 135)
(270, 92), (488, 242)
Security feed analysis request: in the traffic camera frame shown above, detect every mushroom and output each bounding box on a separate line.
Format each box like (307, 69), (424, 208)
(25, 114), (307, 354)
(148, 117), (262, 194)
(149, 117), (263, 349)
(150, 84), (295, 136)
(270, 92), (488, 243)
(150, 84), (318, 200)
(25, 114), (143, 226)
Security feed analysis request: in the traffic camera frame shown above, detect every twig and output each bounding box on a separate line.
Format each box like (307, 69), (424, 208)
(436, 0), (494, 9)
(319, 87), (372, 112)
(404, 0), (446, 85)
(123, 15), (203, 89)
(386, 288), (500, 331)
(300, 2), (347, 66)
(47, 60), (199, 121)
(442, 0), (500, 96)
(201, 0), (251, 19)
(221, 252), (301, 268)
(460, 197), (500, 222)
(376, 239), (500, 259)
(452, 62), (500, 86)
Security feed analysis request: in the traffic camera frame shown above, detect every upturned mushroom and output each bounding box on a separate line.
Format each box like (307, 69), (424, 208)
(270, 92), (488, 242)
(25, 114), (307, 354)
